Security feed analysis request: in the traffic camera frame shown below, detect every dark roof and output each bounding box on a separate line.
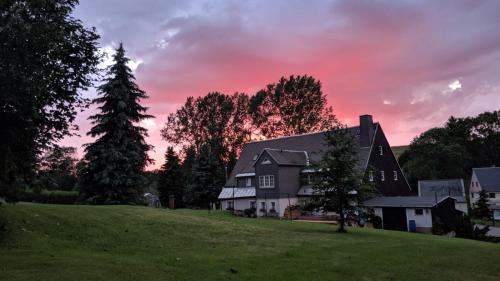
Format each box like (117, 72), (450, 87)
(474, 167), (500, 192)
(257, 149), (308, 166)
(363, 196), (454, 208)
(225, 125), (374, 186)
(418, 179), (464, 197)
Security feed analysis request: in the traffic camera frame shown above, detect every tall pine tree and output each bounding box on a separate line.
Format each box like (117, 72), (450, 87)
(189, 143), (225, 209)
(79, 44), (152, 204)
(158, 147), (184, 208)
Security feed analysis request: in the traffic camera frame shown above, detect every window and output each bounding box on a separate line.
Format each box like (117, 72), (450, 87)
(415, 208), (424, 215)
(261, 202), (266, 210)
(246, 177), (252, 187)
(380, 171), (385, 181)
(378, 145), (383, 155)
(471, 193), (474, 198)
(369, 171), (374, 182)
(250, 201), (256, 209)
(259, 175), (275, 188)
(261, 157), (272, 165)
(227, 201), (234, 209)
(489, 193), (496, 199)
(270, 202), (276, 210)
(393, 171), (398, 181)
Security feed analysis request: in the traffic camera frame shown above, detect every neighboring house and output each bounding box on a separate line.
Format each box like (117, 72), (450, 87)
(470, 167), (500, 206)
(218, 114), (412, 217)
(418, 179), (468, 214)
(143, 193), (161, 208)
(364, 196), (461, 233)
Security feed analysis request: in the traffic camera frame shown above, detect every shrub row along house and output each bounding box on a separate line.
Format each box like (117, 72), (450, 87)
(218, 115), (412, 217)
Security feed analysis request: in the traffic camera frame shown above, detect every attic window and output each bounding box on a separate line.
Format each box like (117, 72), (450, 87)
(252, 154), (258, 161)
(368, 171), (374, 182)
(380, 171), (385, 181)
(261, 158), (272, 165)
(378, 145), (383, 155)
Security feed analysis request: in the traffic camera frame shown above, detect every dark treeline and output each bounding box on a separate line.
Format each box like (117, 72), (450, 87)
(400, 111), (500, 190)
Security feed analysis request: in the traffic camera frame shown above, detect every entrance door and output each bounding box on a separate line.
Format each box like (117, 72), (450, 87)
(382, 207), (407, 231)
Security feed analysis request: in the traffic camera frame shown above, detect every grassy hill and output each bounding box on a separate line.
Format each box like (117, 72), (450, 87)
(391, 145), (409, 160)
(1, 204), (499, 281)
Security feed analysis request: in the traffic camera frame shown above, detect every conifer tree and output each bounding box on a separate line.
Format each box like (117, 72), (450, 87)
(313, 124), (374, 233)
(473, 190), (490, 219)
(158, 147), (184, 207)
(79, 44), (153, 204)
(189, 143), (225, 209)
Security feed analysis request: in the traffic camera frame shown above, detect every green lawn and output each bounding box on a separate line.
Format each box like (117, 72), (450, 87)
(1, 204), (499, 281)
(391, 145), (408, 160)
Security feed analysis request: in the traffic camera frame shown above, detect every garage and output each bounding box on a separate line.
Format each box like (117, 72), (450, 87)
(382, 207), (407, 231)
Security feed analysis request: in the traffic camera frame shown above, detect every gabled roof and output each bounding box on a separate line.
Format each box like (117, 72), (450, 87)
(225, 125), (374, 186)
(255, 148), (308, 166)
(418, 179), (464, 197)
(363, 196), (455, 208)
(474, 167), (500, 192)
(218, 187), (256, 199)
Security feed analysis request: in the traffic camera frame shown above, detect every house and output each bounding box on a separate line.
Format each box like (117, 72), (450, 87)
(470, 167), (500, 207)
(218, 114), (412, 217)
(417, 179), (468, 214)
(363, 196), (462, 233)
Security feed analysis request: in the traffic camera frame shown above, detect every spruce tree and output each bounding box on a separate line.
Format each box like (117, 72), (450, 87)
(473, 190), (490, 219)
(189, 143), (225, 209)
(79, 43), (152, 204)
(158, 147), (184, 208)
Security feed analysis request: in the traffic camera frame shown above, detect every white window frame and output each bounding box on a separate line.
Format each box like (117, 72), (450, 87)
(414, 208), (424, 216)
(380, 171), (385, 182)
(246, 177), (252, 187)
(368, 171), (374, 182)
(259, 175), (275, 188)
(378, 145), (383, 156)
(393, 170), (398, 181)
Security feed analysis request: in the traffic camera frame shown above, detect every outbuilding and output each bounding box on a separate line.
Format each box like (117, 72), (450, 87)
(364, 196), (463, 233)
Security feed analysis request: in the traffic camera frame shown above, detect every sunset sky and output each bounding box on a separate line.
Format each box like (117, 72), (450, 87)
(64, 0), (500, 169)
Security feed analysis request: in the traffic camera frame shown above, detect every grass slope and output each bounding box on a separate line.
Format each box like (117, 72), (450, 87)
(1, 203), (499, 281)
(391, 145), (409, 160)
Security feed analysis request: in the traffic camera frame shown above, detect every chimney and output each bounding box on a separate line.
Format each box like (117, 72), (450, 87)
(359, 115), (374, 147)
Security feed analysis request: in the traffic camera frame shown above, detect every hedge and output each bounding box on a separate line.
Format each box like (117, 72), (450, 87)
(19, 190), (78, 204)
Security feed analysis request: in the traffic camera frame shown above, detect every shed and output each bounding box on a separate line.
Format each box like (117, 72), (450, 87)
(363, 196), (463, 233)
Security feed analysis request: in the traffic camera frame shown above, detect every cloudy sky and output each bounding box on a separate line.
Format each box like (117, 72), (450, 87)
(64, 0), (500, 169)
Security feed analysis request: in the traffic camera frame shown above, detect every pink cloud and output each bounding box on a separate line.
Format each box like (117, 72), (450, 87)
(64, 0), (500, 169)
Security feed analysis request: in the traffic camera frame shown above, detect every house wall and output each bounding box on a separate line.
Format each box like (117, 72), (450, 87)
(494, 210), (500, 221)
(406, 208), (433, 232)
(221, 198), (255, 211)
(455, 202), (468, 214)
(255, 150), (280, 199)
(366, 125), (412, 196)
(278, 166), (301, 196)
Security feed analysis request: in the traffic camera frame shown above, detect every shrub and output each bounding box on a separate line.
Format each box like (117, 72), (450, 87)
(0, 212), (7, 241)
(244, 207), (256, 218)
(19, 189), (78, 204)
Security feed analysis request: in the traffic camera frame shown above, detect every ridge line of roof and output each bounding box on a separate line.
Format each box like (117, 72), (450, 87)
(246, 125), (367, 144)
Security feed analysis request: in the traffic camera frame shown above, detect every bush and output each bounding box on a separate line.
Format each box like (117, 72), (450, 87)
(0, 212), (7, 241)
(19, 189), (78, 204)
(244, 207), (256, 218)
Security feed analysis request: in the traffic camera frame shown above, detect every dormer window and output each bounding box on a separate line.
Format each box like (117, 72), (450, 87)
(261, 157), (272, 165)
(378, 145), (383, 156)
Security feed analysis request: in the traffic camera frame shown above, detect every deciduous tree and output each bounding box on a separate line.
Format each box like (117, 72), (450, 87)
(0, 0), (100, 200)
(249, 75), (337, 138)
